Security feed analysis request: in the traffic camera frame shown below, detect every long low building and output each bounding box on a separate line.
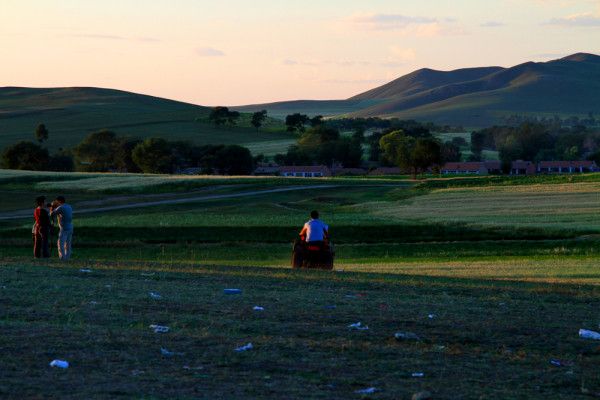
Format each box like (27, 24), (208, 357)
(442, 160), (598, 175)
(537, 160), (599, 173)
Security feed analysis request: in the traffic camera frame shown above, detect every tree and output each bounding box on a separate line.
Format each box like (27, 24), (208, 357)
(131, 138), (175, 173)
(380, 131), (441, 178)
(114, 138), (142, 173)
(1, 141), (49, 170)
(214, 145), (254, 175)
(310, 115), (324, 127)
(209, 106), (240, 127)
(72, 130), (121, 172)
(441, 141), (462, 163)
(48, 152), (74, 172)
(251, 110), (268, 131)
(285, 113), (310, 133)
(35, 124), (49, 143)
(411, 138), (442, 177)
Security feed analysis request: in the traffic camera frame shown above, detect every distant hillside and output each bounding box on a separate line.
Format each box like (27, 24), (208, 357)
(0, 87), (292, 154)
(235, 53), (600, 127)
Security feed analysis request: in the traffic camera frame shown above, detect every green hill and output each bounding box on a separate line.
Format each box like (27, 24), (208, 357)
(0, 87), (293, 155)
(236, 53), (600, 127)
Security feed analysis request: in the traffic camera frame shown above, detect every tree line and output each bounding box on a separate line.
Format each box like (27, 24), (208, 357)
(1, 125), (255, 175)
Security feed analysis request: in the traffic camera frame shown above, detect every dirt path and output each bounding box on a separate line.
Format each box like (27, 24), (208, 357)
(0, 185), (344, 221)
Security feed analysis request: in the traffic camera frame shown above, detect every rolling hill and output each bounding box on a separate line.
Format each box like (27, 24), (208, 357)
(236, 53), (600, 127)
(0, 87), (293, 155)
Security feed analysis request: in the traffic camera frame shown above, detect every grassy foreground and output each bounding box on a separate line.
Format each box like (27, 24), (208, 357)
(1, 259), (599, 399)
(2, 171), (600, 398)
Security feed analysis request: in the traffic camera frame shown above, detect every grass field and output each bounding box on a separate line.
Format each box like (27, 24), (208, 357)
(1, 170), (600, 398)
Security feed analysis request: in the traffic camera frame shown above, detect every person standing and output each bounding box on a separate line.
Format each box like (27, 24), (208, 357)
(50, 196), (73, 261)
(33, 196), (51, 258)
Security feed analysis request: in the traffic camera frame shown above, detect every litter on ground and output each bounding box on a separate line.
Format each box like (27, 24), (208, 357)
(579, 329), (600, 340)
(253, 306), (264, 311)
(79, 269), (92, 273)
(394, 331), (420, 341)
(234, 343), (253, 352)
(355, 387), (377, 394)
(412, 372), (425, 378)
(49, 360), (69, 369)
(161, 347), (184, 357)
(149, 292), (162, 300)
(149, 324), (170, 333)
(348, 322), (369, 330)
(224, 289), (242, 295)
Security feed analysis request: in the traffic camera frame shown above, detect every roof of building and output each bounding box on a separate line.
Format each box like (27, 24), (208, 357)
(442, 162), (487, 171)
(538, 160), (597, 168)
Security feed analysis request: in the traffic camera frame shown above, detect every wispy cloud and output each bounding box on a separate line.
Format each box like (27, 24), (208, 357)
(481, 21), (506, 27)
(546, 13), (600, 27)
(70, 33), (126, 40)
(349, 13), (437, 30)
(196, 47), (225, 57)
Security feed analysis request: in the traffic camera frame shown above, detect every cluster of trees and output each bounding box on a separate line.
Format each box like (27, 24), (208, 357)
(503, 113), (598, 129)
(470, 122), (600, 167)
(1, 127), (255, 175)
(274, 119), (364, 167)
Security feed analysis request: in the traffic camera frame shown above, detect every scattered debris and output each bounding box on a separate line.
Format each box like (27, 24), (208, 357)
(105, 284), (112, 289)
(183, 365), (204, 371)
(412, 391), (433, 400)
(89, 301), (99, 305)
(49, 359), (69, 369)
(79, 269), (92, 273)
(131, 369), (145, 376)
(253, 306), (265, 311)
(161, 347), (184, 357)
(412, 372), (425, 378)
(355, 387), (377, 394)
(224, 289), (242, 295)
(579, 329), (600, 340)
(428, 314), (436, 319)
(149, 324), (170, 333)
(349, 322), (369, 331)
(149, 292), (162, 300)
(234, 343), (253, 352)
(550, 359), (573, 367)
(394, 331), (420, 341)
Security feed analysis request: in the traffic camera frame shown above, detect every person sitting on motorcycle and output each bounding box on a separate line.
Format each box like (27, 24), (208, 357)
(299, 210), (329, 246)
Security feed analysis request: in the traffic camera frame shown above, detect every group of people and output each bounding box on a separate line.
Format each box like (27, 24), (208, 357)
(33, 196), (73, 261)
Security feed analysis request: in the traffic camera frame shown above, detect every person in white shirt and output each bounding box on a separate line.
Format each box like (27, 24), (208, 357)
(50, 196), (73, 261)
(299, 210), (329, 244)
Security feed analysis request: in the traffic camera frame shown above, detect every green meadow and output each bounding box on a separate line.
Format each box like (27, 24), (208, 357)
(1, 170), (599, 399)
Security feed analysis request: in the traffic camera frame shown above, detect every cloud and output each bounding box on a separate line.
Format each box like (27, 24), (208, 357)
(546, 13), (600, 27)
(481, 21), (506, 27)
(389, 46), (416, 62)
(349, 13), (437, 30)
(196, 47), (225, 57)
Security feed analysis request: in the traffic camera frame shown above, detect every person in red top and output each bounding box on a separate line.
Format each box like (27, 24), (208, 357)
(33, 196), (51, 259)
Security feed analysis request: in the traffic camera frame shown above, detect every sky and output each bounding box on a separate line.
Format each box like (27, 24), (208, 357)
(1, 0), (600, 105)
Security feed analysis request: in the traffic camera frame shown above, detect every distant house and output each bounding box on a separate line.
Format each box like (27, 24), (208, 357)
(510, 160), (536, 175)
(254, 163), (280, 176)
(368, 167), (403, 176)
(279, 165), (331, 178)
(537, 160), (599, 174)
(440, 161), (502, 175)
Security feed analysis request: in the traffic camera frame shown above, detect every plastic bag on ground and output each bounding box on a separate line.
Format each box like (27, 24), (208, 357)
(253, 306), (264, 311)
(224, 289), (242, 295)
(234, 343), (253, 352)
(395, 331), (420, 341)
(348, 322), (369, 331)
(161, 347), (184, 357)
(149, 292), (162, 300)
(149, 324), (170, 333)
(49, 359), (69, 369)
(355, 387), (377, 394)
(579, 329), (600, 340)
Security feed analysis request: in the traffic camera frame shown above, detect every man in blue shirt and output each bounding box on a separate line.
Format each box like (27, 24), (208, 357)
(50, 196), (73, 261)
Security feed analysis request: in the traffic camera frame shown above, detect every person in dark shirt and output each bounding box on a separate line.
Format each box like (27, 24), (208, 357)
(33, 196), (51, 259)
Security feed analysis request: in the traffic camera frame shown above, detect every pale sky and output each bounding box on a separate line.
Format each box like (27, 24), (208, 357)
(1, 0), (599, 105)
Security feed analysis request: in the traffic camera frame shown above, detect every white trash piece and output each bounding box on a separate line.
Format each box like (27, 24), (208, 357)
(579, 329), (600, 340)
(161, 347), (184, 357)
(355, 387), (377, 394)
(428, 314), (436, 319)
(234, 343), (253, 352)
(79, 269), (92, 273)
(412, 372), (425, 378)
(149, 292), (162, 300)
(348, 322), (369, 331)
(149, 324), (170, 333)
(49, 359), (69, 369)
(253, 306), (265, 311)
